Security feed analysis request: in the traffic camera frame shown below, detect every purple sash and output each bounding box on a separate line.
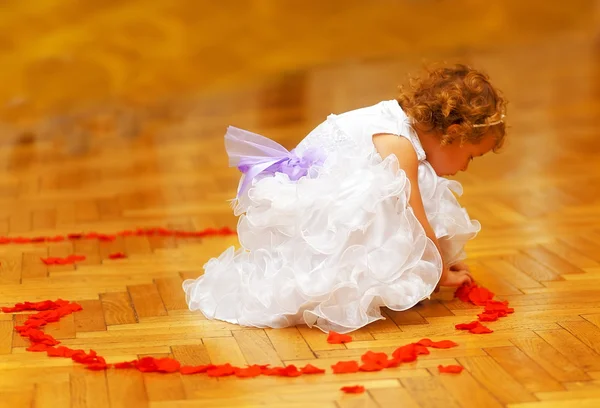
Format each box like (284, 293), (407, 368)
(224, 126), (325, 197)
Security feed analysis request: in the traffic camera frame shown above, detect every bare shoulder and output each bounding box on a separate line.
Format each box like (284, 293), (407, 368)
(372, 133), (419, 171)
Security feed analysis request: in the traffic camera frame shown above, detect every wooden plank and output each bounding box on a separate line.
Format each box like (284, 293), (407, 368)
(100, 292), (137, 326)
(559, 320), (600, 355)
(485, 346), (564, 392)
(128, 284), (167, 319)
(232, 329), (283, 366)
(522, 245), (584, 275)
(457, 355), (537, 404)
(43, 313), (76, 340)
(74, 299), (108, 332)
(265, 327), (315, 361)
(154, 277), (188, 311)
(536, 328), (600, 371)
(0, 320), (12, 355)
(106, 369), (148, 408)
(542, 240), (600, 269)
(0, 253), (22, 284)
(400, 376), (462, 408)
(34, 380), (70, 408)
(21, 251), (48, 280)
(501, 253), (561, 282)
(431, 367), (504, 408)
(510, 336), (590, 382)
(70, 370), (110, 408)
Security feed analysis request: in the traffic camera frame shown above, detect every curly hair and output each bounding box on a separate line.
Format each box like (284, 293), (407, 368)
(397, 64), (507, 150)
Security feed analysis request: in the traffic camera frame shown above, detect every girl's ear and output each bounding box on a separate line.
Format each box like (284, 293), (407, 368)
(444, 124), (463, 144)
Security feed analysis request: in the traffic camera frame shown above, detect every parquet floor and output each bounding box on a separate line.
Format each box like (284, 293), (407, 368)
(1, 1), (600, 407)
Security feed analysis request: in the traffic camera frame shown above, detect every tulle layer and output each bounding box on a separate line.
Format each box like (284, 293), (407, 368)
(418, 162), (481, 265)
(183, 146), (479, 333)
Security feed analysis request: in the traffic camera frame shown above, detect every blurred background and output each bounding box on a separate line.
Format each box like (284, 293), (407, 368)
(1, 3), (600, 407)
(0, 0), (598, 233)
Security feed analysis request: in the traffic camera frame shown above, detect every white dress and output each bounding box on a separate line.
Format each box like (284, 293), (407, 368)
(183, 100), (480, 333)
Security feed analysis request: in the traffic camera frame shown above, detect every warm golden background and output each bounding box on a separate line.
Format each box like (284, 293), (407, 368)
(1, 1), (600, 407)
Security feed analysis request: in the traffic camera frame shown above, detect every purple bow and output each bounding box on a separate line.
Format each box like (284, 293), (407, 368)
(224, 126), (325, 197)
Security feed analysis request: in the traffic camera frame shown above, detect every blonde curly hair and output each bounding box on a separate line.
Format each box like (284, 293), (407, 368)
(397, 64), (507, 150)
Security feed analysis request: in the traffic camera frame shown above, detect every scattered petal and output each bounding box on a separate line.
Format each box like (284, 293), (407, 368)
(341, 385), (365, 394)
(331, 361), (360, 374)
(361, 351), (388, 365)
(392, 344), (418, 363)
(438, 365), (464, 374)
(180, 365), (213, 375)
(327, 331), (352, 344)
(470, 323), (494, 334)
(235, 365), (263, 378)
(114, 360), (139, 369)
(86, 362), (109, 371)
(455, 321), (479, 330)
(417, 339), (458, 349)
(454, 283), (477, 302)
(468, 287), (495, 306)
(27, 343), (51, 352)
(207, 363), (236, 377)
(300, 364), (325, 375)
(478, 312), (499, 322)
(456, 321), (493, 334)
(108, 252), (127, 260)
(155, 358), (181, 373)
(281, 365), (302, 377)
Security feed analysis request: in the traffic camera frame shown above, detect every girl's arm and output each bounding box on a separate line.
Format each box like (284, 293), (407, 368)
(372, 134), (472, 287)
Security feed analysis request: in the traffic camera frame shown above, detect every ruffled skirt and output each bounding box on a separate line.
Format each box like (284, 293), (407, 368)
(183, 131), (480, 333)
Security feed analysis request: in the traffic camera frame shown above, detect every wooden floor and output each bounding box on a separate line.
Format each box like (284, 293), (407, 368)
(1, 1), (600, 407)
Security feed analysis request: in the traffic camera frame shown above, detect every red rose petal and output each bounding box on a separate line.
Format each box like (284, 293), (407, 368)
(417, 339), (458, 349)
(180, 365), (213, 375)
(281, 365), (302, 377)
(234, 365), (263, 378)
(438, 364), (464, 374)
(327, 331), (352, 344)
(416, 338), (434, 347)
(136, 357), (159, 372)
(27, 343), (51, 352)
(455, 321), (479, 330)
(207, 363), (236, 377)
(470, 322), (494, 334)
(331, 361), (360, 374)
(385, 358), (401, 368)
(46, 346), (73, 357)
(108, 252), (127, 260)
(41, 255), (85, 266)
(359, 361), (385, 372)
(454, 283), (477, 302)
(300, 364), (325, 374)
(468, 287), (495, 306)
(155, 357), (181, 373)
(114, 360), (139, 369)
(361, 351), (388, 365)
(478, 312), (499, 322)
(86, 362), (109, 371)
(484, 300), (514, 315)
(414, 344), (430, 355)
(341, 385), (365, 394)
(392, 344), (418, 363)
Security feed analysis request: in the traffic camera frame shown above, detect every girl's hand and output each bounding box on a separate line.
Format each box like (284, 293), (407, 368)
(439, 268), (473, 288)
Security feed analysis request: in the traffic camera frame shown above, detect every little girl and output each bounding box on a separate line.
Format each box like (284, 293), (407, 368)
(183, 64), (507, 334)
